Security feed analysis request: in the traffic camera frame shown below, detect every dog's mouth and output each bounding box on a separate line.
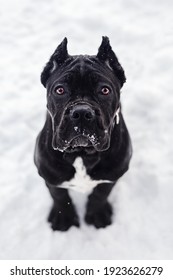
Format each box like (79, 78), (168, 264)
(70, 135), (93, 148)
(64, 135), (95, 154)
(52, 128), (110, 153)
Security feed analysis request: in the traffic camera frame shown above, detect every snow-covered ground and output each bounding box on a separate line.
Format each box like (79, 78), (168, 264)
(0, 0), (173, 259)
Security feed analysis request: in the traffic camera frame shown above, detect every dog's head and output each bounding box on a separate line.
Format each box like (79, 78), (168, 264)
(41, 37), (126, 154)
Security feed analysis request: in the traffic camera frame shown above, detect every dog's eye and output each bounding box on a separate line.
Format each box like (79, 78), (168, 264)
(101, 87), (110, 95)
(55, 86), (65, 95)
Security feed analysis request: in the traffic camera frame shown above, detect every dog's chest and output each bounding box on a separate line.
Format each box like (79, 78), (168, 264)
(59, 157), (111, 193)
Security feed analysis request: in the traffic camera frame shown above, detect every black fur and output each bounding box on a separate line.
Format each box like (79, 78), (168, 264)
(97, 36), (126, 87)
(34, 37), (132, 231)
(41, 37), (68, 87)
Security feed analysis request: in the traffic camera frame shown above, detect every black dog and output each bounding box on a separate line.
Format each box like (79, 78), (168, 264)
(34, 37), (132, 231)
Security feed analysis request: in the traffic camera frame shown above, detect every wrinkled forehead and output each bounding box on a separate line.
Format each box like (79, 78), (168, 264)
(47, 55), (116, 89)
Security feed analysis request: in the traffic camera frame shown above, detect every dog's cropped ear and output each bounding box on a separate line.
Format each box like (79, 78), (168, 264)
(41, 37), (69, 87)
(97, 36), (126, 87)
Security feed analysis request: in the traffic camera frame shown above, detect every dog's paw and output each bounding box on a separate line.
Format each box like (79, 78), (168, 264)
(85, 201), (113, 229)
(48, 203), (80, 231)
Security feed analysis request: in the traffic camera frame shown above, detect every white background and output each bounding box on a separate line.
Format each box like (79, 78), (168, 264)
(0, 0), (173, 259)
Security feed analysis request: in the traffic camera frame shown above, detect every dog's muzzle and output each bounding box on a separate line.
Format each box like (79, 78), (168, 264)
(50, 102), (111, 153)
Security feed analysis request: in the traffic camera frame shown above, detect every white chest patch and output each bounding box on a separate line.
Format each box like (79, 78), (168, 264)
(58, 157), (112, 193)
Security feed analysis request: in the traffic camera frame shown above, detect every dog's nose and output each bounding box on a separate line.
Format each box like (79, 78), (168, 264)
(70, 104), (95, 121)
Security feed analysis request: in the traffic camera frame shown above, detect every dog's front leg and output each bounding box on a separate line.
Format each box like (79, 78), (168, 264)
(47, 183), (80, 231)
(85, 182), (115, 228)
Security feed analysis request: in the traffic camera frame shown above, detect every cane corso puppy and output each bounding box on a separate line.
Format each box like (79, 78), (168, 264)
(34, 36), (132, 231)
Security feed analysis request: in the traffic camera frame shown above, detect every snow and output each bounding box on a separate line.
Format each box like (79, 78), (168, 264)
(0, 0), (173, 259)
